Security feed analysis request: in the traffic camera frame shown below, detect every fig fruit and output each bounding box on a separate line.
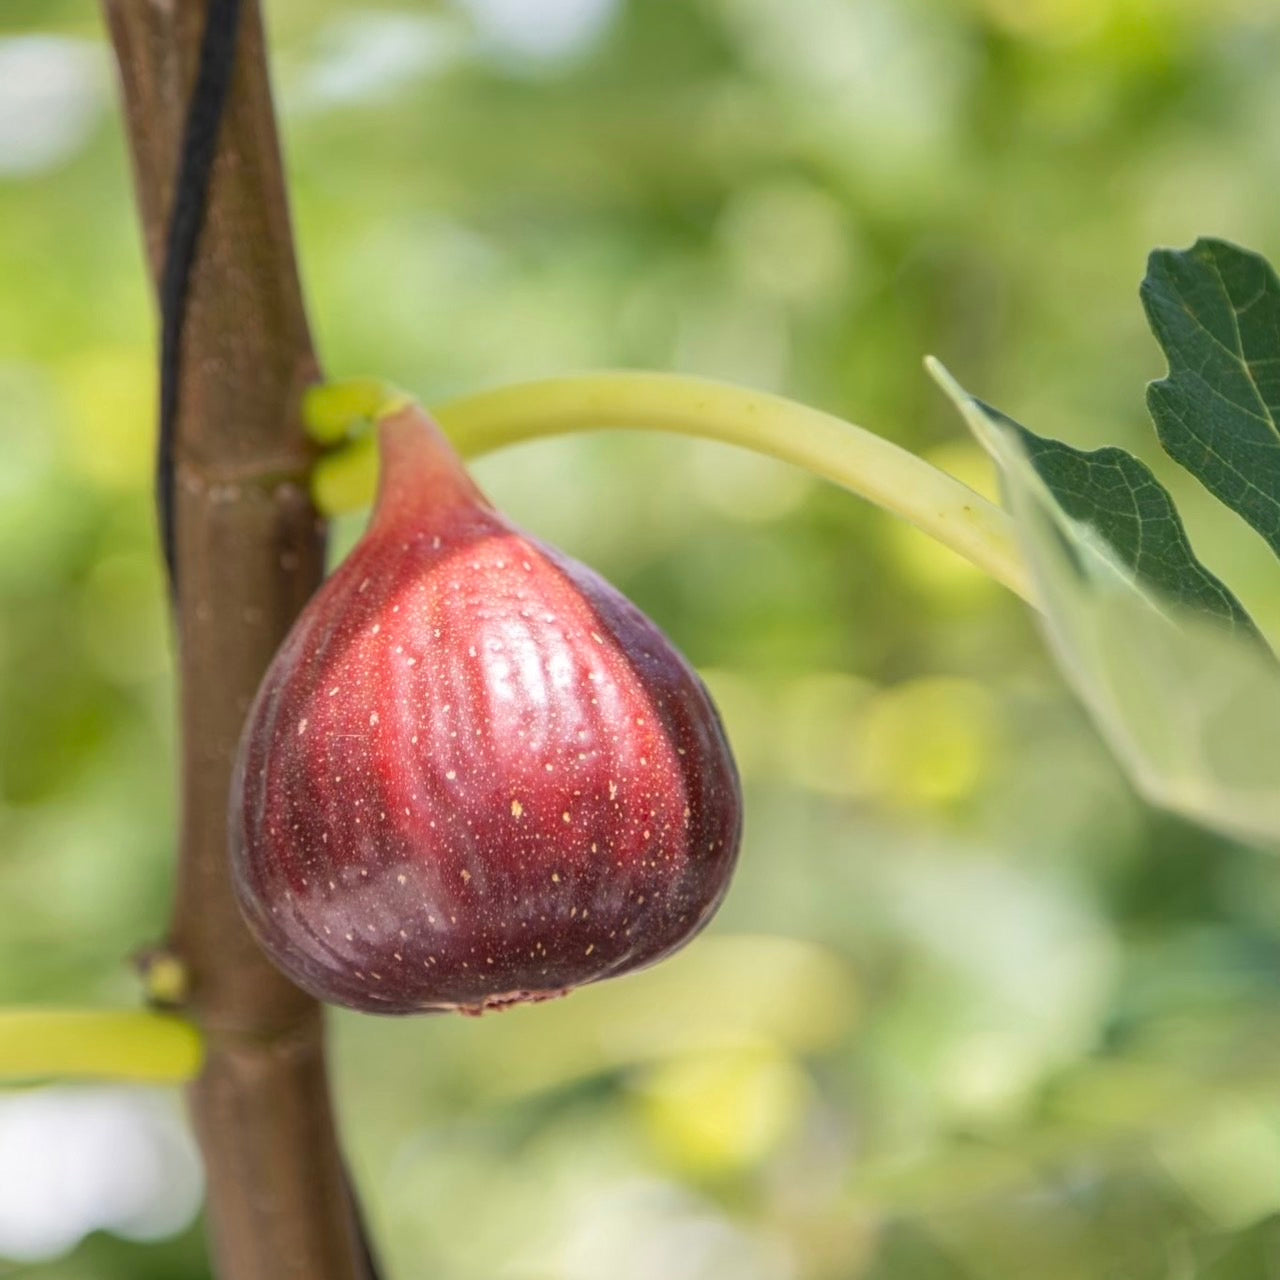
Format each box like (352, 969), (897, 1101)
(230, 401), (742, 1014)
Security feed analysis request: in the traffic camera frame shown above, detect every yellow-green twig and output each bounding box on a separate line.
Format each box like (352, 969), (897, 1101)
(0, 1009), (202, 1085)
(310, 371), (1034, 605)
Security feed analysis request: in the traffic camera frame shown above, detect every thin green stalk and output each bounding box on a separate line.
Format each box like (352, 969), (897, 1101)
(310, 370), (1035, 605)
(0, 1008), (202, 1084)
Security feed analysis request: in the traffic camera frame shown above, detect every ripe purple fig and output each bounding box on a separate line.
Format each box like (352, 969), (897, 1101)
(230, 402), (742, 1014)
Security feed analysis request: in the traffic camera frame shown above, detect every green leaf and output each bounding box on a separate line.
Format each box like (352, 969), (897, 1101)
(929, 361), (1280, 847)
(925, 360), (1259, 640)
(995, 406), (1257, 639)
(1142, 237), (1280, 557)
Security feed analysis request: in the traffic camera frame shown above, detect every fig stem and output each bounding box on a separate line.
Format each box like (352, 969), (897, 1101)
(0, 1008), (202, 1083)
(308, 371), (1035, 605)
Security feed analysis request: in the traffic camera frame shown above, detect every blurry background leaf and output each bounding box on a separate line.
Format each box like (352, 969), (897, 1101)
(1142, 238), (1280, 560)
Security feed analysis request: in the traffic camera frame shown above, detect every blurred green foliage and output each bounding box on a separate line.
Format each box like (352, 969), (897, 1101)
(5, 0), (1280, 1276)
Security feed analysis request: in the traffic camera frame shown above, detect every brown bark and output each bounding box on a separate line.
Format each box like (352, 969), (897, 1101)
(101, 3), (372, 1276)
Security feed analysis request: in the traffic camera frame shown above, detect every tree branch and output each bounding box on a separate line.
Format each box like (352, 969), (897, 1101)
(101, 3), (371, 1276)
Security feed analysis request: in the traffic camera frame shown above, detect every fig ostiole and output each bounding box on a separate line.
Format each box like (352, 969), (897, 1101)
(230, 401), (742, 1015)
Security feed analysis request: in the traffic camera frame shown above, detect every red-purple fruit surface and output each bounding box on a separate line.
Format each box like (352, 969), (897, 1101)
(230, 403), (742, 1014)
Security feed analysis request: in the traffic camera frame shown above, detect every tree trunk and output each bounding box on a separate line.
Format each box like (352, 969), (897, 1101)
(101, 3), (372, 1276)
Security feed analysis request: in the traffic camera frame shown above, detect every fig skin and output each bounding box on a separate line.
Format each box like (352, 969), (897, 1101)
(230, 403), (742, 1014)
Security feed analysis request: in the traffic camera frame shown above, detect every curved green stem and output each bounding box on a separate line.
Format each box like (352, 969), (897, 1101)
(0, 1008), (202, 1084)
(310, 370), (1035, 605)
